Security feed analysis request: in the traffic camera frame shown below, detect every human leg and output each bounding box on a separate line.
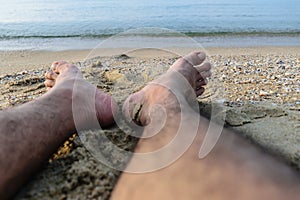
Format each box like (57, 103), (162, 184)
(0, 61), (117, 199)
(111, 52), (300, 200)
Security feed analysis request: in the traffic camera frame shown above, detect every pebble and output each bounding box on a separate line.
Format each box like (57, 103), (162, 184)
(208, 54), (299, 110)
(0, 54), (299, 112)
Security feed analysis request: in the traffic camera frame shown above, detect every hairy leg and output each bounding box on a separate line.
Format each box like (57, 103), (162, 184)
(111, 52), (300, 200)
(0, 61), (117, 199)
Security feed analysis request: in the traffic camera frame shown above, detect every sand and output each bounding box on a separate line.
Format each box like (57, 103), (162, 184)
(2, 46), (300, 73)
(0, 47), (299, 199)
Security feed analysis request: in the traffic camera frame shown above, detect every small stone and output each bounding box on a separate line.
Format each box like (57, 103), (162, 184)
(284, 72), (294, 76)
(115, 54), (130, 60)
(59, 194), (67, 200)
(259, 91), (269, 96)
(277, 60), (285, 64)
(105, 70), (125, 82)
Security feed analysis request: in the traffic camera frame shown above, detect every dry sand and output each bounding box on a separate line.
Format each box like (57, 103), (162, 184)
(2, 46), (300, 73)
(0, 46), (299, 199)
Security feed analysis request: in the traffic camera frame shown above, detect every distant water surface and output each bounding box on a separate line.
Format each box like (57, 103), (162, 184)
(0, 0), (299, 50)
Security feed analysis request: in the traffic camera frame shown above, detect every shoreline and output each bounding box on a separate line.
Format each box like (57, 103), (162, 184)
(1, 46), (300, 74)
(0, 34), (300, 52)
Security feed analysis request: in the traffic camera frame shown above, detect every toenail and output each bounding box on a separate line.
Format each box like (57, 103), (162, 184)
(45, 71), (51, 76)
(51, 62), (59, 70)
(198, 52), (206, 60)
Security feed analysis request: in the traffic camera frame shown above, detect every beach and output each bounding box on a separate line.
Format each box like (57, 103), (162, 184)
(1, 0), (300, 198)
(1, 46), (299, 109)
(0, 46), (299, 199)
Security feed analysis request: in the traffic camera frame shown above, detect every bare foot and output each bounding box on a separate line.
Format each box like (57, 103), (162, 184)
(123, 51), (211, 125)
(113, 52), (300, 200)
(44, 61), (117, 128)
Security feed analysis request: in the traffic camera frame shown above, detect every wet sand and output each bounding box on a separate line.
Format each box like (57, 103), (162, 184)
(0, 47), (299, 199)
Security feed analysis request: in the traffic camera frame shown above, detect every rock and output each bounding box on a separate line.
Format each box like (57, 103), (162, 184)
(115, 54), (130, 60)
(283, 71), (293, 76)
(264, 106), (287, 117)
(277, 60), (285, 64)
(231, 114), (300, 171)
(105, 70), (125, 82)
(225, 109), (251, 126)
(91, 61), (102, 68)
(241, 104), (267, 119)
(259, 91), (269, 96)
(288, 111), (300, 121)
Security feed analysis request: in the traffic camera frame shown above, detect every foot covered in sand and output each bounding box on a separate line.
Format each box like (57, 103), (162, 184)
(44, 61), (117, 129)
(123, 51), (211, 126)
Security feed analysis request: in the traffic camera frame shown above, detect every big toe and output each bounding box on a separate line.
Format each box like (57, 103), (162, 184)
(51, 61), (79, 74)
(195, 62), (212, 85)
(196, 62), (212, 74)
(172, 51), (206, 70)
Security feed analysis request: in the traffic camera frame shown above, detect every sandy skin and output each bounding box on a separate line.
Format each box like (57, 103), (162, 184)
(111, 52), (300, 200)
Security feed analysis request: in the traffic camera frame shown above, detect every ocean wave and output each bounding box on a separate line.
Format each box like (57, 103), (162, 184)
(1, 31), (300, 40)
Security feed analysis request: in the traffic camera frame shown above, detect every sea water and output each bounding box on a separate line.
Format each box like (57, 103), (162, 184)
(0, 0), (299, 50)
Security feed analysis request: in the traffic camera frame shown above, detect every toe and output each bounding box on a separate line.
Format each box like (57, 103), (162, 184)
(45, 70), (58, 80)
(173, 51), (206, 69)
(196, 79), (207, 88)
(196, 62), (211, 73)
(51, 61), (68, 73)
(196, 87), (205, 96)
(51, 61), (78, 74)
(44, 79), (55, 88)
(196, 63), (212, 81)
(184, 51), (206, 66)
(198, 71), (212, 80)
